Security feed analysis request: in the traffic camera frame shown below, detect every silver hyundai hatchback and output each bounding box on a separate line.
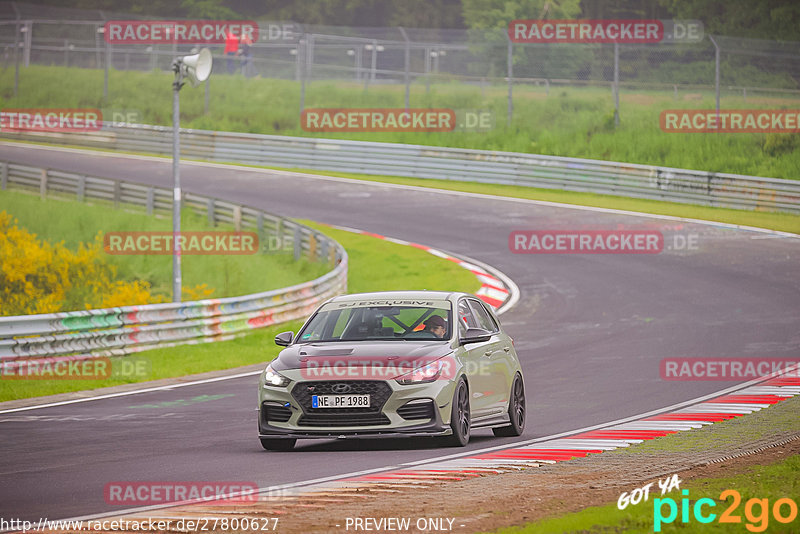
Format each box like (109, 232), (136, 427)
(257, 291), (525, 450)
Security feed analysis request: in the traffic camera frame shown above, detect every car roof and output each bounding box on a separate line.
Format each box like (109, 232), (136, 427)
(327, 290), (462, 303)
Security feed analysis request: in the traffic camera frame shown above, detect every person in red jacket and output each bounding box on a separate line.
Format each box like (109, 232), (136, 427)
(224, 30), (239, 74)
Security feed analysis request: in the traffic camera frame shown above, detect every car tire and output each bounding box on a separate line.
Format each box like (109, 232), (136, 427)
(493, 374), (525, 437)
(445, 378), (471, 447)
(260, 438), (296, 451)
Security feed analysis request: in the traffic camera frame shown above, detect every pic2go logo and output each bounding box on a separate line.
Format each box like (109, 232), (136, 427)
(654, 489), (798, 532)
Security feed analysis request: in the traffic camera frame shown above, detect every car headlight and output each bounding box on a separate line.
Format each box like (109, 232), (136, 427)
(263, 363), (290, 388)
(396, 360), (444, 385)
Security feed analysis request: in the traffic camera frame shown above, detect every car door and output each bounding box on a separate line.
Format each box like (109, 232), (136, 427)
(456, 298), (495, 418)
(467, 298), (515, 414)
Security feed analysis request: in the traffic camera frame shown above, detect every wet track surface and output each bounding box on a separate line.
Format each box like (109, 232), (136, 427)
(1, 143), (799, 521)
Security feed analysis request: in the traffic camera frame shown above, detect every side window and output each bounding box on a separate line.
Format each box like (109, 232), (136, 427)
(457, 299), (479, 336)
(468, 299), (499, 333)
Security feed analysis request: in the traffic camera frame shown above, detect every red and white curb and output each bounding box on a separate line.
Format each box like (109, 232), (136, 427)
(328, 225), (518, 313)
(56, 374), (800, 527)
(267, 375), (800, 495)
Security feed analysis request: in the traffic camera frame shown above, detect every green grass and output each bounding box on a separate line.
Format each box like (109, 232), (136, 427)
(301, 221), (481, 294)
(0, 215), (480, 401)
(495, 455), (800, 534)
(0, 188), (330, 302)
(492, 396), (800, 533)
(1, 66), (799, 179)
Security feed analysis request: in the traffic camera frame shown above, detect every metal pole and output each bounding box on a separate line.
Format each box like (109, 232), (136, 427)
(425, 47), (430, 94)
(294, 44), (301, 81)
(299, 36), (306, 114)
(95, 24), (101, 67)
(14, 22), (20, 98)
(370, 40), (377, 82)
(709, 35), (720, 116)
(172, 78), (182, 303)
(507, 38), (513, 125)
(23, 21), (31, 67)
(204, 77), (209, 114)
(104, 39), (110, 101)
(613, 42), (619, 127)
(363, 44), (371, 91)
(306, 34), (314, 80)
(398, 27), (410, 109)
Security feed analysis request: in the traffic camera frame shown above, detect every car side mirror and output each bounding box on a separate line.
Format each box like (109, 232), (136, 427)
(461, 328), (492, 344)
(275, 331), (294, 346)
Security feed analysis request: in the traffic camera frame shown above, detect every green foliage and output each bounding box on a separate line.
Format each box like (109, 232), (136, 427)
(0, 189), (330, 304)
(659, 0), (800, 41)
(462, 0), (581, 30)
(762, 133), (800, 157)
(180, 0), (241, 19)
(2, 66), (798, 180)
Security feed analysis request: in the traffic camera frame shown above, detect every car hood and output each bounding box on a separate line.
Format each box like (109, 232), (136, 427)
(273, 341), (454, 378)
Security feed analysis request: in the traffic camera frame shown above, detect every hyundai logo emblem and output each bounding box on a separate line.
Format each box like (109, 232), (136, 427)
(331, 383), (352, 394)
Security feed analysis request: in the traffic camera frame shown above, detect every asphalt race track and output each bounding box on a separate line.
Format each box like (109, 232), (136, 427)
(1, 143), (799, 522)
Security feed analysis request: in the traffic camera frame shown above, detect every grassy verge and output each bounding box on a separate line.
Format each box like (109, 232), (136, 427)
(1, 66), (799, 179)
(0, 219), (480, 402)
(0, 188), (329, 301)
(493, 396), (800, 533)
(499, 456), (800, 533)
(301, 220), (481, 294)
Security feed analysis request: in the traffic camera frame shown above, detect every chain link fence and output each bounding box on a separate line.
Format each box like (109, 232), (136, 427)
(1, 2), (799, 123)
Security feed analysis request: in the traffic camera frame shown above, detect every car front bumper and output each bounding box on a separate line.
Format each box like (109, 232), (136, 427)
(257, 375), (456, 439)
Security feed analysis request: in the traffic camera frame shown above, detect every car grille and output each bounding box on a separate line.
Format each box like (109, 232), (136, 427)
(297, 413), (391, 427)
(292, 380), (393, 427)
(261, 403), (292, 423)
(397, 400), (435, 420)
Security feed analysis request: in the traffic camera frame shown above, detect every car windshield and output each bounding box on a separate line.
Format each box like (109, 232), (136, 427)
(296, 300), (452, 342)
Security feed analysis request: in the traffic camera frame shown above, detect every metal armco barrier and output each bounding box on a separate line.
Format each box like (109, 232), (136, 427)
(2, 124), (798, 213)
(0, 159), (348, 363)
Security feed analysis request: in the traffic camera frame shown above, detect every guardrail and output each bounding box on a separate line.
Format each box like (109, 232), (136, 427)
(0, 159), (348, 363)
(2, 124), (798, 213)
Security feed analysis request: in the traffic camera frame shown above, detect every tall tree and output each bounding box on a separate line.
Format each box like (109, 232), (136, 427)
(659, 0), (800, 40)
(389, 0), (465, 29)
(180, 0), (241, 19)
(462, 0), (581, 30)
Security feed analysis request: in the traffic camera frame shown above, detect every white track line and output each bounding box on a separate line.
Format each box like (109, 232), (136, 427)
(0, 370), (262, 414)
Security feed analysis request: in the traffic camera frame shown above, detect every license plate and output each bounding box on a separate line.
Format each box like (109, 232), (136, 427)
(312, 394), (370, 408)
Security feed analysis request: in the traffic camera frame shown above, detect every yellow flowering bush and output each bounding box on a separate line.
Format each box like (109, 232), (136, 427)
(0, 212), (174, 315)
(182, 283), (215, 301)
